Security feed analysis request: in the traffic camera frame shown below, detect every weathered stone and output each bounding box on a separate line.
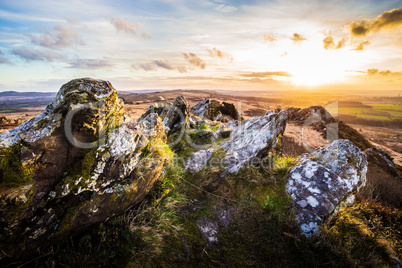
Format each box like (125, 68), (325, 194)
(138, 101), (171, 122)
(191, 98), (241, 121)
(185, 110), (287, 174)
(0, 78), (168, 260)
(196, 217), (219, 245)
(185, 148), (215, 173)
(163, 96), (190, 131)
(286, 139), (367, 237)
(220, 110), (287, 173)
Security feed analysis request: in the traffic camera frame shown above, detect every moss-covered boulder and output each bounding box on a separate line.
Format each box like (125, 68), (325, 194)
(0, 78), (168, 261)
(286, 139), (368, 236)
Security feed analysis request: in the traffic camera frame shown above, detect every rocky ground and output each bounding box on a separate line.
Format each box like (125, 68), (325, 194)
(0, 79), (401, 267)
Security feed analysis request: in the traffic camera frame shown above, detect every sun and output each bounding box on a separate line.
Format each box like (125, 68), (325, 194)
(285, 43), (350, 86)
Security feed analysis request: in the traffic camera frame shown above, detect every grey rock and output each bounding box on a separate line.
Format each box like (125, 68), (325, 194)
(196, 217), (219, 245)
(286, 139), (367, 237)
(0, 78), (168, 260)
(163, 96), (190, 130)
(185, 148), (215, 173)
(220, 110), (288, 173)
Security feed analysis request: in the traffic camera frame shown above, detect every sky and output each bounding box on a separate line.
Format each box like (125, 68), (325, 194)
(0, 0), (401, 92)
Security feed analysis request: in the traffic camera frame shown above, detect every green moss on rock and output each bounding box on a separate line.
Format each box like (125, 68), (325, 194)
(0, 143), (36, 187)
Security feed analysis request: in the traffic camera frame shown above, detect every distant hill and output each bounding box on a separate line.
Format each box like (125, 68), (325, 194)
(0, 91), (56, 101)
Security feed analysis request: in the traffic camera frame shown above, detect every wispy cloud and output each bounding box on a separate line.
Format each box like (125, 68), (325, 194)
(110, 17), (137, 35)
(207, 47), (233, 62)
(336, 38), (346, 49)
(239, 71), (291, 78)
(353, 40), (370, 51)
(182, 52), (206, 69)
(12, 47), (65, 61)
(67, 59), (114, 69)
(348, 8), (402, 37)
(0, 50), (11, 64)
(215, 4), (237, 13)
(29, 25), (83, 49)
(264, 34), (277, 42)
(290, 33), (307, 44)
(133, 60), (174, 71)
(367, 68), (402, 78)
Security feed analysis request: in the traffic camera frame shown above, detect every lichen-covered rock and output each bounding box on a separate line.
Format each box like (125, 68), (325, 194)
(138, 101), (171, 122)
(286, 139), (367, 237)
(163, 96), (190, 131)
(185, 110), (287, 174)
(191, 98), (241, 121)
(0, 78), (168, 261)
(220, 110), (287, 173)
(185, 148), (215, 173)
(196, 217), (219, 245)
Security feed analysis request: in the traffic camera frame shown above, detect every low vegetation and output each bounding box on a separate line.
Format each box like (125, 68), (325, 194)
(24, 136), (401, 267)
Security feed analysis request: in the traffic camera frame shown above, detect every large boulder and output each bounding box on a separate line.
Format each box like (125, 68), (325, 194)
(163, 96), (190, 131)
(220, 110), (287, 173)
(138, 96), (189, 132)
(185, 110), (288, 174)
(0, 78), (168, 260)
(286, 139), (367, 237)
(191, 98), (241, 121)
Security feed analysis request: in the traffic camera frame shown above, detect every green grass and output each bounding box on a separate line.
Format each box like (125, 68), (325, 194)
(339, 104), (402, 121)
(0, 110), (16, 113)
(370, 104), (402, 111)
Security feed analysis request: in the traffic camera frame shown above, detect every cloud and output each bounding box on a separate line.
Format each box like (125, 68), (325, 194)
(133, 60), (174, 71)
(207, 47), (233, 61)
(336, 38), (346, 49)
(29, 25), (83, 49)
(215, 4), (237, 13)
(290, 33), (307, 44)
(182, 52), (206, 69)
(110, 17), (136, 35)
(264, 34), (277, 42)
(353, 40), (370, 50)
(141, 31), (152, 39)
(367, 68), (402, 77)
(12, 47), (65, 61)
(348, 8), (402, 37)
(0, 50), (11, 64)
(67, 59), (114, 69)
(239, 71), (291, 78)
(323, 36), (335, 49)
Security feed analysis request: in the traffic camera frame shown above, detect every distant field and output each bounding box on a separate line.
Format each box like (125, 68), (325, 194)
(339, 104), (402, 121)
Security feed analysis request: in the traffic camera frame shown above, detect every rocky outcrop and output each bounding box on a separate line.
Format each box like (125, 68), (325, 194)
(286, 139), (367, 237)
(220, 110), (287, 173)
(191, 98), (241, 121)
(138, 96), (189, 132)
(0, 78), (168, 260)
(0, 116), (24, 126)
(185, 148), (215, 173)
(138, 101), (171, 122)
(185, 110), (287, 174)
(163, 96), (190, 131)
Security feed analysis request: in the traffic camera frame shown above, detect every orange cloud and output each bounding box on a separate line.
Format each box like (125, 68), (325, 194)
(353, 40), (370, 50)
(290, 33), (307, 44)
(348, 8), (402, 36)
(264, 34), (277, 42)
(323, 36), (335, 49)
(182, 52), (206, 69)
(207, 48), (233, 62)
